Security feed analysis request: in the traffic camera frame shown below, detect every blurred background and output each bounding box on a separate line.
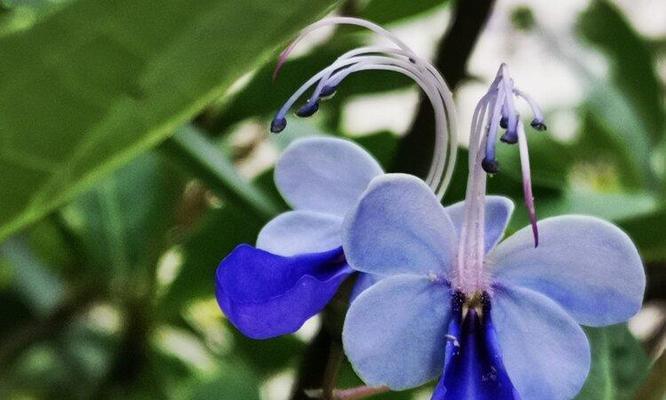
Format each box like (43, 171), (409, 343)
(0, 0), (664, 399)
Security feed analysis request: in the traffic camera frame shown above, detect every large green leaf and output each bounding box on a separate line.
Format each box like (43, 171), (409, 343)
(0, 0), (337, 242)
(576, 325), (649, 400)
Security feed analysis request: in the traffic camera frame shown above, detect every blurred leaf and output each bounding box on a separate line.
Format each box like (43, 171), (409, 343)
(510, 5), (536, 31)
(353, 131), (399, 169)
(61, 153), (183, 282)
(576, 325), (649, 400)
(582, 87), (653, 189)
(361, 0), (448, 24)
(620, 208), (666, 261)
(0, 236), (64, 315)
(160, 202), (265, 317)
(230, 329), (304, 376)
(541, 191), (658, 222)
(178, 360), (261, 400)
(0, 0), (338, 242)
(496, 131), (574, 190)
(162, 126), (280, 219)
(632, 350), (666, 400)
(579, 0), (665, 144)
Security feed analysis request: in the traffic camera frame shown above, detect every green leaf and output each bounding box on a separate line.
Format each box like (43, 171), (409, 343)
(60, 153), (183, 282)
(632, 350), (666, 400)
(582, 87), (654, 189)
(0, 236), (64, 315)
(496, 132), (575, 190)
(177, 360), (261, 400)
(576, 325), (650, 400)
(578, 0), (665, 144)
(361, 0), (448, 24)
(0, 0), (337, 242)
(620, 208), (666, 261)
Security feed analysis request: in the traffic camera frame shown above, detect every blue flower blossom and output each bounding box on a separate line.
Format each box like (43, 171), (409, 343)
(217, 17), (460, 341)
(341, 64), (646, 400)
(216, 137), (383, 339)
(342, 174), (645, 400)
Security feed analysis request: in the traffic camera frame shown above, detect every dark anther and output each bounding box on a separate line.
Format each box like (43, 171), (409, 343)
(270, 117), (287, 133)
(482, 157), (500, 174)
(500, 131), (518, 144)
(531, 119), (547, 131)
(499, 116), (508, 129)
(320, 84), (337, 98)
(296, 100), (320, 117)
(408, 57), (416, 64)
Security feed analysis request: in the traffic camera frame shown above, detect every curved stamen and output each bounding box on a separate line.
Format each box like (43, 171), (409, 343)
(514, 88), (547, 131)
(271, 20), (457, 199)
(273, 17), (414, 81)
(306, 48), (458, 195)
(516, 121), (539, 246)
(482, 91), (505, 174)
(456, 64), (545, 294)
(313, 57), (453, 197)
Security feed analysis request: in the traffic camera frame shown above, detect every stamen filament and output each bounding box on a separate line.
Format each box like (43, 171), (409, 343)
(516, 121), (539, 246)
(271, 17), (457, 199)
(514, 88), (547, 130)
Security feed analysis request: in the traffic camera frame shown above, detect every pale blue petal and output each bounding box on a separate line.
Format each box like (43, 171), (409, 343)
(444, 196), (514, 253)
(343, 275), (451, 390)
(490, 285), (590, 400)
(488, 215), (645, 326)
(343, 174), (458, 277)
(257, 210), (342, 256)
(275, 137), (383, 217)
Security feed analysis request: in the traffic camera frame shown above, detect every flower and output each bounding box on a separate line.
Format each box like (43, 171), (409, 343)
(342, 174), (645, 400)
(341, 63), (646, 400)
(217, 17), (460, 341)
(215, 136), (383, 339)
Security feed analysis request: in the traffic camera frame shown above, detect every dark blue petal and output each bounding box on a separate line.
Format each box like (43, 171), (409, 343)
(432, 295), (520, 400)
(215, 244), (352, 339)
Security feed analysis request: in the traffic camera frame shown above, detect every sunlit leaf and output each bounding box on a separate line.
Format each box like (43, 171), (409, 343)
(0, 0), (337, 242)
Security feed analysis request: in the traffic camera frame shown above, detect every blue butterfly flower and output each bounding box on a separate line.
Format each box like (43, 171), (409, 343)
(217, 16), (459, 341)
(215, 136), (384, 339)
(342, 174), (644, 399)
(341, 63), (646, 400)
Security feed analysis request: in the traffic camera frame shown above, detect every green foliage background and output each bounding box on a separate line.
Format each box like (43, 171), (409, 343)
(0, 0), (664, 399)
